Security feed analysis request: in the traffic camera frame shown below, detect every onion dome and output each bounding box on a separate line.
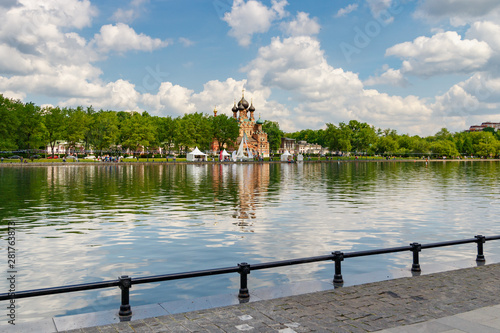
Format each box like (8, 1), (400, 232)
(256, 117), (264, 124)
(249, 100), (255, 112)
(232, 102), (237, 112)
(240, 97), (249, 109)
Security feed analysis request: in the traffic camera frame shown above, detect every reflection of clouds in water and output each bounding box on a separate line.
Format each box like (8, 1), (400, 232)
(1, 162), (500, 321)
(235, 162), (500, 285)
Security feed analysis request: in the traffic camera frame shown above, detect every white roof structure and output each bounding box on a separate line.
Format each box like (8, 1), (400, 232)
(281, 150), (292, 161)
(222, 149), (231, 156)
(187, 147), (207, 161)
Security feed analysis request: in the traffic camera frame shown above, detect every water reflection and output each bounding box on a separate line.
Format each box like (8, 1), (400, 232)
(0, 162), (499, 322)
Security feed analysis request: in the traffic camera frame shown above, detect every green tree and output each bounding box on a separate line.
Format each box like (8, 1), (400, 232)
(175, 113), (213, 152)
(65, 106), (90, 154)
(42, 106), (66, 157)
(470, 131), (497, 157)
(325, 122), (352, 152)
(91, 110), (119, 153)
(262, 120), (283, 152)
(156, 116), (178, 154)
(211, 114), (239, 151)
(375, 136), (398, 155)
(0, 95), (20, 150)
(430, 140), (459, 157)
(433, 128), (453, 141)
(120, 112), (156, 154)
(454, 132), (474, 156)
(409, 136), (430, 155)
(17, 102), (46, 153)
(83, 106), (96, 150)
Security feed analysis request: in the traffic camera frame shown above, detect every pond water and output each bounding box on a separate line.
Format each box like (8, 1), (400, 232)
(0, 161), (499, 321)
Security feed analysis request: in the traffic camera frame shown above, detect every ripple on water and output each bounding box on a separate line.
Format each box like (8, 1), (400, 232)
(0, 162), (499, 320)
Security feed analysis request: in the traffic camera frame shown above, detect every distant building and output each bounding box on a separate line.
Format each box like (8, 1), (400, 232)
(468, 122), (500, 132)
(279, 138), (327, 155)
(280, 137), (296, 154)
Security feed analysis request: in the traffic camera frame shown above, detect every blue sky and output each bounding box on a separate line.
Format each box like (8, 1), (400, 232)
(1, 0), (500, 135)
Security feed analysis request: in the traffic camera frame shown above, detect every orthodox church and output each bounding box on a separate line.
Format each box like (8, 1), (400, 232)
(212, 91), (270, 158)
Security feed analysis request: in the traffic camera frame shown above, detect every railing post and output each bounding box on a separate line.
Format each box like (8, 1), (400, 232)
(475, 235), (486, 262)
(410, 243), (421, 272)
(332, 251), (344, 287)
(118, 275), (132, 317)
(238, 263), (250, 299)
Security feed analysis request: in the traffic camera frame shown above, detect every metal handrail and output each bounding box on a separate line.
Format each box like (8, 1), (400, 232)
(0, 234), (498, 317)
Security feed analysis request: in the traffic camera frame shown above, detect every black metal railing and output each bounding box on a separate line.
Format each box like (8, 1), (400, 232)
(1, 234), (499, 318)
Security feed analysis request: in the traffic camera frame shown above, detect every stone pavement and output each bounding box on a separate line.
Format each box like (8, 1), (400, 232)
(59, 263), (500, 333)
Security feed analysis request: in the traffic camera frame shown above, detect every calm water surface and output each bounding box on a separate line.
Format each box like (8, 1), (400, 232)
(0, 161), (499, 321)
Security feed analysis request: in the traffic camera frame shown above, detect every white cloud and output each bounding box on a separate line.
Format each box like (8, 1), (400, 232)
(281, 12), (320, 37)
(367, 0), (392, 18)
(364, 68), (408, 87)
(139, 78), (290, 123)
(111, 0), (149, 23)
(244, 36), (363, 97)
(386, 31), (492, 77)
(0, 0), (169, 111)
(335, 4), (358, 18)
(450, 72), (500, 104)
(93, 23), (169, 53)
(242, 35), (432, 133)
(415, 0), (500, 26)
(466, 21), (500, 69)
(111, 9), (136, 23)
(179, 37), (195, 47)
(223, 0), (288, 47)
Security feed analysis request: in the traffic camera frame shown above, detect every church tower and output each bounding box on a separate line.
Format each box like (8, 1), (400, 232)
(232, 90), (270, 158)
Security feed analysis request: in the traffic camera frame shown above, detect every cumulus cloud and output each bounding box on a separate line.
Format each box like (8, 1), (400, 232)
(111, 0), (149, 23)
(281, 12), (320, 37)
(364, 68), (408, 87)
(93, 23), (169, 53)
(415, 0), (500, 26)
(139, 78), (290, 124)
(386, 31), (492, 77)
(178, 37), (195, 47)
(0, 0), (169, 111)
(367, 0), (392, 18)
(466, 21), (500, 69)
(223, 0), (288, 47)
(335, 4), (358, 18)
(242, 35), (432, 133)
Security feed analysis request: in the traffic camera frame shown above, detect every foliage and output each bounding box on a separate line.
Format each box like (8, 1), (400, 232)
(211, 114), (239, 151)
(2, 95), (500, 158)
(0, 95), (21, 150)
(262, 120), (283, 152)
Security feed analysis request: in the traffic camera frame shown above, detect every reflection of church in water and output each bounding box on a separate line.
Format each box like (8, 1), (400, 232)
(232, 164), (270, 223)
(212, 91), (270, 158)
(211, 163), (270, 225)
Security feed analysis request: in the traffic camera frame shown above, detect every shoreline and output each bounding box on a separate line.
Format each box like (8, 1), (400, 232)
(1, 158), (500, 167)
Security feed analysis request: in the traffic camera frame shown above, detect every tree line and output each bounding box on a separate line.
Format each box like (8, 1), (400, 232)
(0, 95), (283, 156)
(285, 120), (500, 158)
(2, 95), (500, 158)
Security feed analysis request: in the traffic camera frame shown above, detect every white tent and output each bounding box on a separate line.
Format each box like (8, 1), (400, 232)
(281, 150), (292, 161)
(219, 149), (231, 161)
(187, 147), (207, 162)
(297, 154), (304, 161)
